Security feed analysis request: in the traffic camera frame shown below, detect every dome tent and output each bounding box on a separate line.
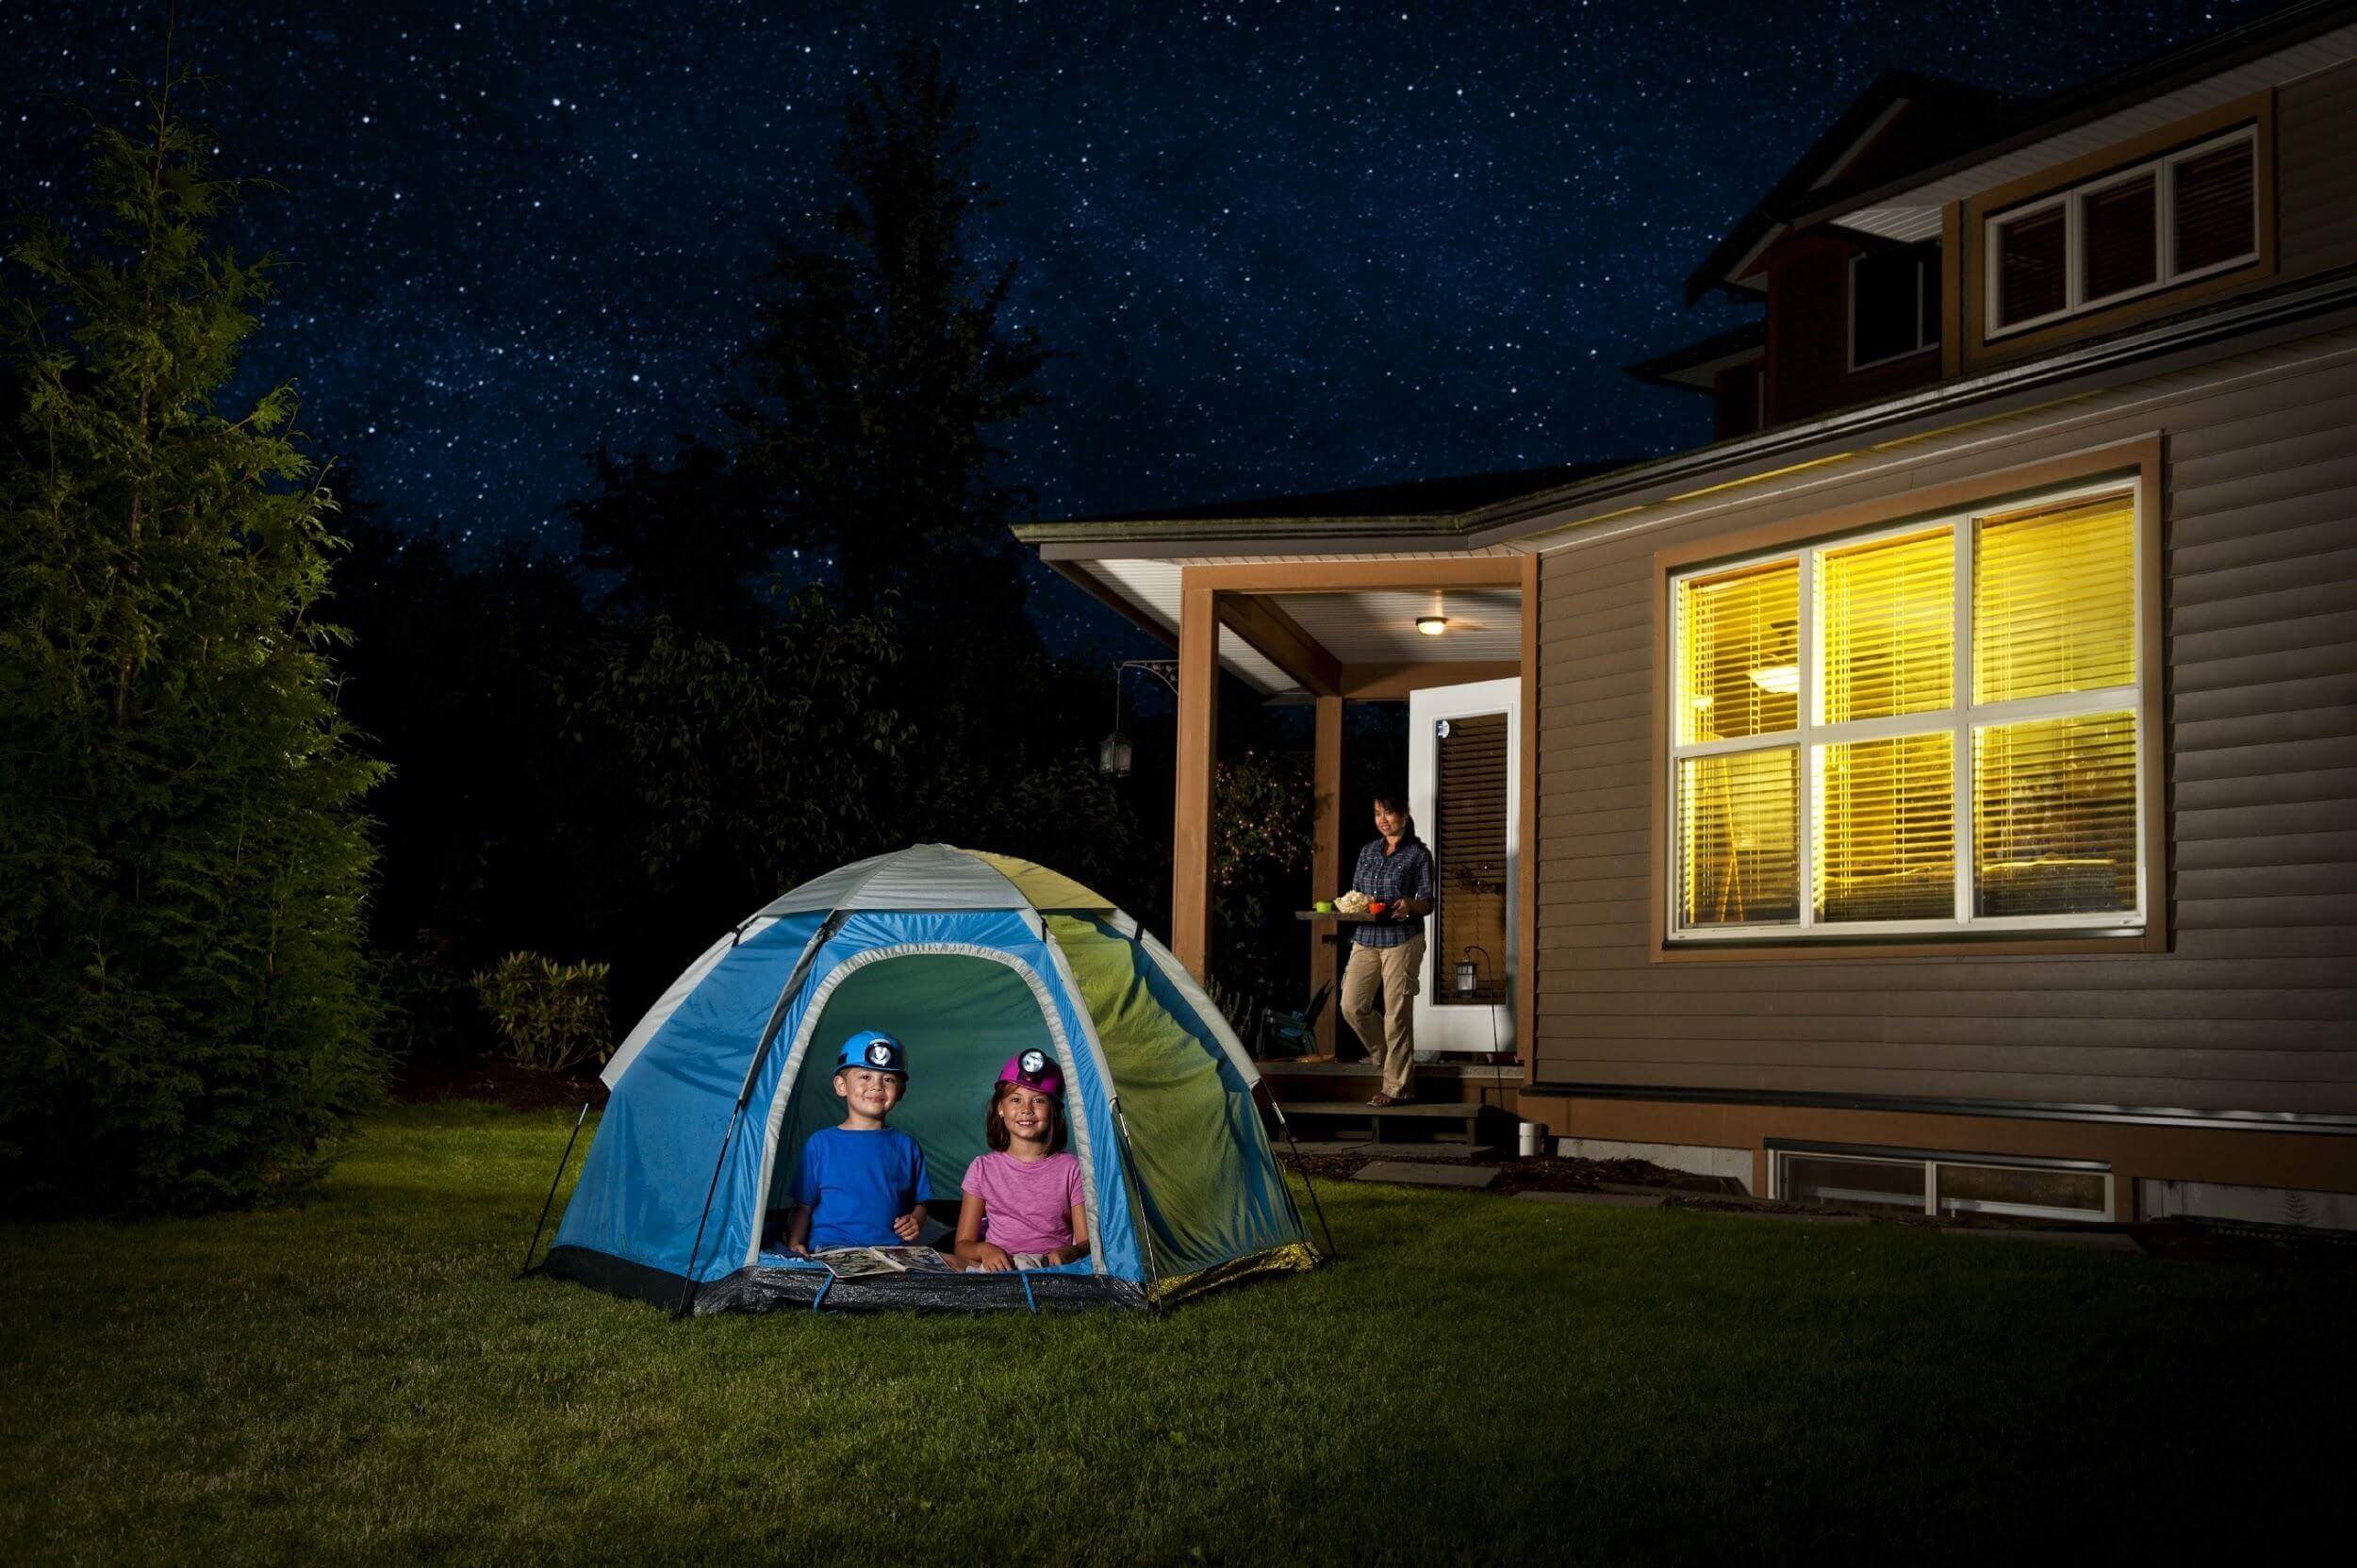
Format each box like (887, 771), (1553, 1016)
(537, 845), (1322, 1312)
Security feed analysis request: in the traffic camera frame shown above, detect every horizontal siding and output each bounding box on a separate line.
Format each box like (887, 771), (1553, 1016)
(2280, 57), (2357, 280)
(1533, 326), (2357, 1119)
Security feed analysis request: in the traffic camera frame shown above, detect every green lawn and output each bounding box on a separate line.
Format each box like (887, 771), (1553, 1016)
(3, 1103), (2349, 1564)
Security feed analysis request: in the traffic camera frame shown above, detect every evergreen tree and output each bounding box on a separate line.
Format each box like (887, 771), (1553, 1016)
(0, 72), (386, 1213)
(738, 42), (1048, 638)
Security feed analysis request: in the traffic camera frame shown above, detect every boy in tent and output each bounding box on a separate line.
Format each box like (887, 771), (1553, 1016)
(783, 1031), (932, 1255)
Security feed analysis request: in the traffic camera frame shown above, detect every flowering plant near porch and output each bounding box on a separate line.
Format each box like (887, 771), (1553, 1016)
(1211, 750), (1314, 1010)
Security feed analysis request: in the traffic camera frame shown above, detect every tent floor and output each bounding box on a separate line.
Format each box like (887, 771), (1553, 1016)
(540, 1246), (1147, 1314)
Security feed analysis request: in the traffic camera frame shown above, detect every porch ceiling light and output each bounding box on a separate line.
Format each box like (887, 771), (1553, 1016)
(1415, 615), (1447, 636)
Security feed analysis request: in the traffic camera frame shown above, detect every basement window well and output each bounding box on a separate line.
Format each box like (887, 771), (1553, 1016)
(1770, 1143), (2113, 1223)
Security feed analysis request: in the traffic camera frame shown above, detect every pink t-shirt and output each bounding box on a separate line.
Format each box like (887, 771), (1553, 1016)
(962, 1150), (1083, 1254)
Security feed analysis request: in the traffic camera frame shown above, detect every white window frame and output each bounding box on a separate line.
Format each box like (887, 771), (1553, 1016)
(1665, 476), (2148, 944)
(1845, 244), (1938, 371)
(1984, 125), (2258, 339)
(1770, 1147), (2116, 1223)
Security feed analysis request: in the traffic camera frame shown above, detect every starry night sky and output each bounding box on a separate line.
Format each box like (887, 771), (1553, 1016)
(7, 0), (2256, 645)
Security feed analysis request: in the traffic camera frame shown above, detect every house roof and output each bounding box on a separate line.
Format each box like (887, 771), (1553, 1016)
(1684, 71), (2017, 305)
(1625, 320), (1766, 392)
(1684, 0), (2357, 305)
(1027, 458), (1632, 538)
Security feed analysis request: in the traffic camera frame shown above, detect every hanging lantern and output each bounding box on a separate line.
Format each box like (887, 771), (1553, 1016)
(1098, 729), (1134, 778)
(1455, 945), (1490, 996)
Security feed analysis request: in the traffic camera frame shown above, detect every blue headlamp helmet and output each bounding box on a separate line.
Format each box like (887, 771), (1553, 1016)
(835, 1030), (908, 1077)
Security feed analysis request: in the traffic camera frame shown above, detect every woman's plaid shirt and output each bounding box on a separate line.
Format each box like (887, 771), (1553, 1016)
(1350, 835), (1435, 949)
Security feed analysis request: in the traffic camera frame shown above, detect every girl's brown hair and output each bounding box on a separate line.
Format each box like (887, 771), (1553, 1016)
(984, 1080), (1067, 1154)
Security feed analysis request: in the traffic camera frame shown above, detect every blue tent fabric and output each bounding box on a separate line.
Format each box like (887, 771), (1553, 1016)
(542, 849), (1317, 1313)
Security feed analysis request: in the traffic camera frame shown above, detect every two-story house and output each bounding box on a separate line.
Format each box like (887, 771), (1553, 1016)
(1015, 0), (2357, 1228)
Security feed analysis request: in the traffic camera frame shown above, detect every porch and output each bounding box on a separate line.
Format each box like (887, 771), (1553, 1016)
(1046, 544), (1541, 1097)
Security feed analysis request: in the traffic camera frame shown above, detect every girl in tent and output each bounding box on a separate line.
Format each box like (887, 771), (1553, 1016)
(955, 1051), (1089, 1272)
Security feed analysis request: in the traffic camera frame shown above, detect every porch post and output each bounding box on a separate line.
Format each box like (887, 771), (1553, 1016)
(1171, 586), (1219, 978)
(1310, 693), (1343, 1051)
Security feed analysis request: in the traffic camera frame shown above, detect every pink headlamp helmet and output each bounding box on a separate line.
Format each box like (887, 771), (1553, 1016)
(997, 1048), (1064, 1098)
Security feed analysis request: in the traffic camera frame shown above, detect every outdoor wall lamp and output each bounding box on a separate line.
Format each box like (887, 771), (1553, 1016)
(1455, 945), (1491, 995)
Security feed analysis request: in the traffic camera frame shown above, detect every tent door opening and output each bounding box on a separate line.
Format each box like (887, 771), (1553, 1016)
(762, 949), (1088, 1254)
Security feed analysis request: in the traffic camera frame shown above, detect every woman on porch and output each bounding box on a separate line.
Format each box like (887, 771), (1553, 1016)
(1342, 792), (1435, 1108)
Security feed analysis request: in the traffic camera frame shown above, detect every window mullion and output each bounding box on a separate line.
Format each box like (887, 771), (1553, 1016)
(1953, 519), (1976, 926)
(1798, 547), (1817, 932)
(2158, 149), (2178, 284)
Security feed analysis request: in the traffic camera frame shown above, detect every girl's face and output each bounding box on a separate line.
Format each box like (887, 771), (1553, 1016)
(1001, 1084), (1057, 1146)
(1373, 801), (1407, 839)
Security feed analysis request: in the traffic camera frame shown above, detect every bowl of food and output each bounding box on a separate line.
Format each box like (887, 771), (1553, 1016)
(1312, 900), (1335, 913)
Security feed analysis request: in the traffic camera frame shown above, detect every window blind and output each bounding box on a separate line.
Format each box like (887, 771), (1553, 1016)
(1975, 710), (2138, 917)
(2173, 140), (2255, 273)
(1820, 527), (1953, 725)
(1817, 732), (1954, 923)
(1677, 748), (1798, 928)
(1678, 560), (1798, 744)
(1434, 713), (1508, 1004)
(2082, 173), (2158, 302)
(1974, 494), (2135, 705)
(1996, 205), (2067, 326)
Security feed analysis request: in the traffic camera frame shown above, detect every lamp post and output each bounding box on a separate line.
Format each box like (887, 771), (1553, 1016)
(1100, 659), (1179, 777)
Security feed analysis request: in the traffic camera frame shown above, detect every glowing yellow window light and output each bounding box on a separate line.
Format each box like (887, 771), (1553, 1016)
(1677, 558), (1797, 745)
(1821, 526), (1953, 725)
(1976, 711), (2137, 917)
(1677, 749), (1798, 927)
(1816, 732), (1954, 923)
(1976, 493), (2135, 704)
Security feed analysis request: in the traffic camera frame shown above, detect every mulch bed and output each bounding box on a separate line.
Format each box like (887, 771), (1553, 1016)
(1272, 1144), (2357, 1264)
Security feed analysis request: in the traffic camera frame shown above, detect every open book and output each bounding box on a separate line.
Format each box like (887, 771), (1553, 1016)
(813, 1246), (960, 1279)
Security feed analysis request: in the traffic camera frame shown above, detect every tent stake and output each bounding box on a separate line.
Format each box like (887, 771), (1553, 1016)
(518, 1099), (592, 1279)
(1264, 1086), (1339, 1263)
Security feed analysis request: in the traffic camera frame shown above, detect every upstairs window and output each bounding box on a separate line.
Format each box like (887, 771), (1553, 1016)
(1849, 240), (1941, 370)
(1986, 126), (2256, 337)
(1669, 483), (2145, 943)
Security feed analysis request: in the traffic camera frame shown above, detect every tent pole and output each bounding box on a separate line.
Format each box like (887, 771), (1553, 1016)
(1262, 1084), (1339, 1263)
(1109, 1098), (1167, 1312)
(673, 1099), (747, 1318)
(518, 1098), (593, 1279)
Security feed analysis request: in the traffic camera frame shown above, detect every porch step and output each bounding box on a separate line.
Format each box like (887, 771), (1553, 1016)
(1278, 1099), (1494, 1145)
(1353, 1161), (1499, 1190)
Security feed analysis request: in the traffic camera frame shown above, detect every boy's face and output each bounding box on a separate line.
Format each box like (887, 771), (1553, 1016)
(833, 1066), (905, 1122)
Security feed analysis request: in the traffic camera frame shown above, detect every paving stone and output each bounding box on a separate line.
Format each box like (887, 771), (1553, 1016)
(1352, 1161), (1498, 1190)
(1514, 1190), (1665, 1208)
(1944, 1227), (2139, 1251)
(1287, 1141), (1492, 1161)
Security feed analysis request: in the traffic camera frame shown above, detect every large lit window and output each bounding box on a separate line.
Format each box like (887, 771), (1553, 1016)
(1669, 483), (2143, 941)
(1986, 126), (2256, 337)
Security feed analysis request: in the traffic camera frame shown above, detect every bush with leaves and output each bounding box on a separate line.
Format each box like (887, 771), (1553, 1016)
(0, 74), (385, 1214)
(1210, 750), (1315, 1011)
(470, 953), (612, 1074)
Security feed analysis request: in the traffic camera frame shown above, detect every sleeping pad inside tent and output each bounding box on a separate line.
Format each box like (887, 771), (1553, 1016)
(537, 845), (1321, 1312)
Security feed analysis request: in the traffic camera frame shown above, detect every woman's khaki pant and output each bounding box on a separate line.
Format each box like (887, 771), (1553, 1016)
(1340, 935), (1424, 1099)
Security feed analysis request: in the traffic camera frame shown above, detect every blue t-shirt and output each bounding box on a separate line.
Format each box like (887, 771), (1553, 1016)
(791, 1125), (932, 1250)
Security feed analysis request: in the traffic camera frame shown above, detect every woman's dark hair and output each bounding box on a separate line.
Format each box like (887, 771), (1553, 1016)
(984, 1080), (1067, 1153)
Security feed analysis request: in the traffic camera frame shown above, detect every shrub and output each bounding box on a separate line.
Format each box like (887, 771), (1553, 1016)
(470, 953), (613, 1074)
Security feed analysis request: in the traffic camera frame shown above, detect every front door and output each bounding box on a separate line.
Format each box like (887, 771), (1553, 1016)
(1407, 677), (1519, 1056)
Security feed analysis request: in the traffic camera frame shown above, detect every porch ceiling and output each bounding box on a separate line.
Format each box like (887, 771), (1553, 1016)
(1080, 558), (1522, 698)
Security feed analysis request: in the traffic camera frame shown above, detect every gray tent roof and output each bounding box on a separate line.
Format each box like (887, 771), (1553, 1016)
(756, 844), (1034, 916)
